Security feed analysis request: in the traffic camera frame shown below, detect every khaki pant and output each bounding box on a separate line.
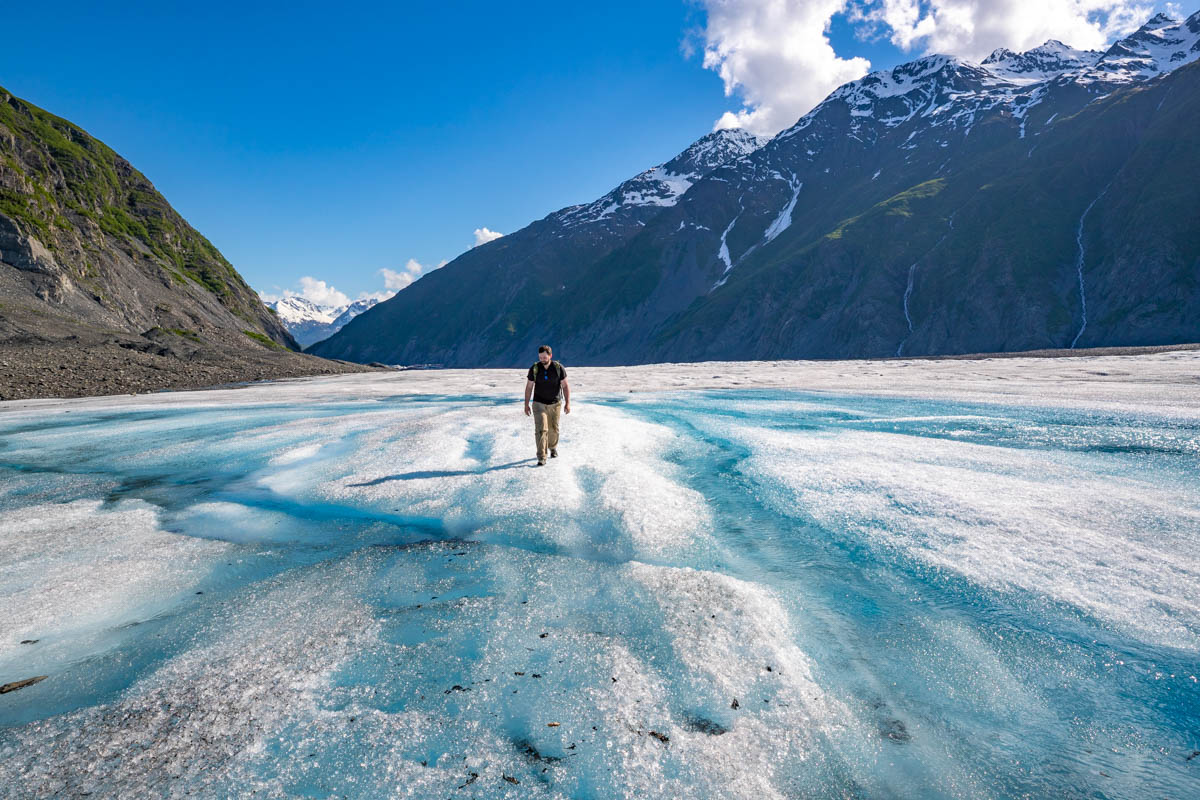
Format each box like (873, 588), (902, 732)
(531, 400), (561, 460)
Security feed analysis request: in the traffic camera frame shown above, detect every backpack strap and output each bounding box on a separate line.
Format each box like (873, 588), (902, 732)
(533, 361), (564, 380)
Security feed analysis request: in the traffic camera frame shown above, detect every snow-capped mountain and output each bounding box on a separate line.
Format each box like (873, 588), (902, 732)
(313, 10), (1200, 367)
(266, 296), (380, 348)
(1089, 11), (1200, 83)
(269, 296), (343, 326)
(311, 128), (766, 363)
(780, 10), (1199, 147)
(663, 9), (1200, 289)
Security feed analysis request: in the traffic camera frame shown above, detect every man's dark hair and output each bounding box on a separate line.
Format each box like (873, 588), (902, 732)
(538, 345), (552, 355)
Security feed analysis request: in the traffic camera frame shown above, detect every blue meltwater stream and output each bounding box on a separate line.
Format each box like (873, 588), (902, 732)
(0, 389), (1197, 798)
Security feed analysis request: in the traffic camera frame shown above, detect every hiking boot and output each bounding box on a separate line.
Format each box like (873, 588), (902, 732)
(537, 457), (546, 466)
(550, 448), (558, 458)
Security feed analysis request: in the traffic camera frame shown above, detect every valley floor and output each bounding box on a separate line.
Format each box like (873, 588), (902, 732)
(0, 334), (378, 401)
(6, 345), (1197, 416)
(1, 350), (1197, 798)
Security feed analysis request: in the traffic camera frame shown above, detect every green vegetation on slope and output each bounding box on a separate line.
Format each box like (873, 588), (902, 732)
(0, 86), (265, 315)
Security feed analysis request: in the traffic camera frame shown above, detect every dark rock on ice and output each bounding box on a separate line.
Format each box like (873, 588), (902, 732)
(882, 718), (911, 742)
(0, 675), (47, 693)
(515, 738), (562, 764)
(683, 716), (728, 735)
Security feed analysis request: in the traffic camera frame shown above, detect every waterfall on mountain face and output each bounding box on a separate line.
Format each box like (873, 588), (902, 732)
(1071, 186), (1110, 349)
(896, 215), (956, 357)
(897, 262), (919, 357)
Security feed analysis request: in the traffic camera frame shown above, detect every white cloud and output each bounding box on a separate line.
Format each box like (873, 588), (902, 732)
(261, 257), (446, 308)
(854, 0), (1154, 60)
(379, 258), (427, 293)
(473, 227), (504, 247)
(695, 0), (873, 136)
(277, 276), (350, 307)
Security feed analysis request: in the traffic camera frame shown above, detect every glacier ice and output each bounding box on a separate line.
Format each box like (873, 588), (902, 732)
(0, 379), (1197, 798)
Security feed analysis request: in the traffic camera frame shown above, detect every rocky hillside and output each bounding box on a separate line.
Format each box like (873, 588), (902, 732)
(0, 85), (371, 399)
(312, 11), (1200, 366)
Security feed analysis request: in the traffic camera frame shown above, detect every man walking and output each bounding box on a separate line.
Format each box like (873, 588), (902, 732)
(524, 345), (570, 466)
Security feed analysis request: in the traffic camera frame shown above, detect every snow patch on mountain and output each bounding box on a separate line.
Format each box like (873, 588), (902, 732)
(559, 129), (765, 227)
(620, 167), (693, 207)
(981, 40), (1103, 84)
(763, 175), (802, 244)
(1087, 11), (1200, 83)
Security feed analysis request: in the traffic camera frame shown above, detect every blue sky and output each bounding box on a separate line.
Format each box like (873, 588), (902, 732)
(0, 0), (1184, 303)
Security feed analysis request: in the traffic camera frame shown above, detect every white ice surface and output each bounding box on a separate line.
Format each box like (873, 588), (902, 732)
(2, 350), (1199, 797)
(714, 421), (1200, 651)
(6, 349), (1196, 418)
(0, 555), (379, 797)
(0, 500), (229, 665)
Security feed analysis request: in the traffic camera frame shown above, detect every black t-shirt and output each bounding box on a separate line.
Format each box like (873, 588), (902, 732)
(528, 361), (566, 404)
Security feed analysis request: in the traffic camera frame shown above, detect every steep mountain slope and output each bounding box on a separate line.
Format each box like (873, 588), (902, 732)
(629, 12), (1200, 360)
(308, 130), (763, 364)
(313, 11), (1200, 367)
(652, 59), (1200, 360)
(0, 85), (369, 399)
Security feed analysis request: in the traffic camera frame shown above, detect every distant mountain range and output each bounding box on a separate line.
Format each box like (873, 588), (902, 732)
(312, 11), (1200, 366)
(265, 296), (380, 347)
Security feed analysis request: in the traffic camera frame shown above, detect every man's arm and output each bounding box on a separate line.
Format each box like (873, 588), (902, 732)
(524, 379), (534, 416)
(562, 378), (570, 413)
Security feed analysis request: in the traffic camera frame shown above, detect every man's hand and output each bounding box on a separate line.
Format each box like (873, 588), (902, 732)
(564, 402), (571, 414)
(524, 403), (531, 417)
